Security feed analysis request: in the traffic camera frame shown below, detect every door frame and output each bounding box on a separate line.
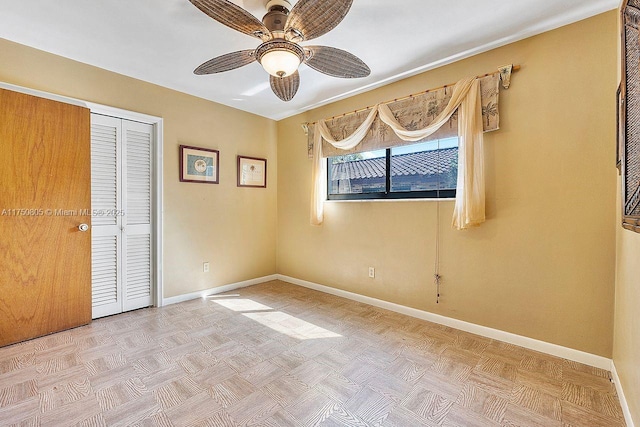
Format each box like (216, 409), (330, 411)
(0, 81), (164, 309)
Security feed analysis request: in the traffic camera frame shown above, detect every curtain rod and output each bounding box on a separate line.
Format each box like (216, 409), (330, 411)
(305, 65), (520, 126)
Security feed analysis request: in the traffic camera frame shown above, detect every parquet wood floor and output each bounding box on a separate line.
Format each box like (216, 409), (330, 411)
(0, 280), (626, 426)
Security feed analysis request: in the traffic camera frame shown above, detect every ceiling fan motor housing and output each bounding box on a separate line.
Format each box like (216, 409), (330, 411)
(263, 0), (291, 34)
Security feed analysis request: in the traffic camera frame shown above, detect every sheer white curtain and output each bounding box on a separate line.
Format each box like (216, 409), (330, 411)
(452, 79), (485, 229)
(311, 77), (485, 230)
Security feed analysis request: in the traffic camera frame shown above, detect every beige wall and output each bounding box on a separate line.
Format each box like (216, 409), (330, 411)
(0, 38), (278, 299)
(277, 12), (618, 357)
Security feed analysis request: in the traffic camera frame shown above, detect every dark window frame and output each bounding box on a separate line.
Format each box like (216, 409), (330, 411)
(327, 148), (457, 201)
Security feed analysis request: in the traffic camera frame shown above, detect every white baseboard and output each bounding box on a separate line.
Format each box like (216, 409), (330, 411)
(160, 273), (613, 371)
(611, 361), (636, 427)
(276, 274), (612, 371)
(162, 275), (278, 306)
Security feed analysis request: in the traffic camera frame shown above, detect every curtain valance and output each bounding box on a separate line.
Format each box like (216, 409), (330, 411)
(307, 73), (500, 158)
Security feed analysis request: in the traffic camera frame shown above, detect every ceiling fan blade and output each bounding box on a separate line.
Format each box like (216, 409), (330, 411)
(285, 0), (353, 41)
(270, 71), (300, 101)
(305, 46), (370, 78)
(189, 0), (271, 40)
(194, 50), (256, 74)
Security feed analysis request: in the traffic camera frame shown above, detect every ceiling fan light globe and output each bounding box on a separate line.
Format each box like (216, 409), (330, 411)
(260, 49), (301, 78)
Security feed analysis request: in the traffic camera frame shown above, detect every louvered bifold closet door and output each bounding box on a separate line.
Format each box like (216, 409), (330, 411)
(90, 114), (123, 319)
(121, 120), (154, 312)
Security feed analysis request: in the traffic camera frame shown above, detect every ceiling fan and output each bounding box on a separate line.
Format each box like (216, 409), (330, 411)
(189, 0), (371, 101)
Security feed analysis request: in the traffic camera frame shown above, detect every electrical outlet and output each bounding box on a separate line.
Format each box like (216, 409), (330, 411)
(368, 267), (375, 278)
(203, 262), (210, 273)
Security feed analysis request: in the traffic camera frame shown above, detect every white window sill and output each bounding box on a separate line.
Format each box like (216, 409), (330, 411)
(325, 198), (456, 203)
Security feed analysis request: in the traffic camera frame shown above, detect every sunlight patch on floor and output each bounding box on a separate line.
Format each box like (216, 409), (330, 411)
(243, 311), (342, 340)
(211, 297), (341, 340)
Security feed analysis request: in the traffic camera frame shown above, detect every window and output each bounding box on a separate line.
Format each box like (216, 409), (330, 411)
(327, 138), (458, 200)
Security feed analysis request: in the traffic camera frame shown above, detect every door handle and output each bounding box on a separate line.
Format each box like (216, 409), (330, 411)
(78, 224), (89, 232)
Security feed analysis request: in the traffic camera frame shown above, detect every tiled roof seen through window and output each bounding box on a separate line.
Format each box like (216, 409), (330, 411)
(329, 147), (458, 181)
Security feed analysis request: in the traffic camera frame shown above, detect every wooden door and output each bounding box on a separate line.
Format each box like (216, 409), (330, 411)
(0, 89), (92, 347)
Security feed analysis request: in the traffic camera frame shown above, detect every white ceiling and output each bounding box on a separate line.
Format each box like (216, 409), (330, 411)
(0, 0), (617, 121)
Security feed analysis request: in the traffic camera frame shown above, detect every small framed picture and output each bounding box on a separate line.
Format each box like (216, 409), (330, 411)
(180, 145), (219, 184)
(237, 156), (267, 188)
